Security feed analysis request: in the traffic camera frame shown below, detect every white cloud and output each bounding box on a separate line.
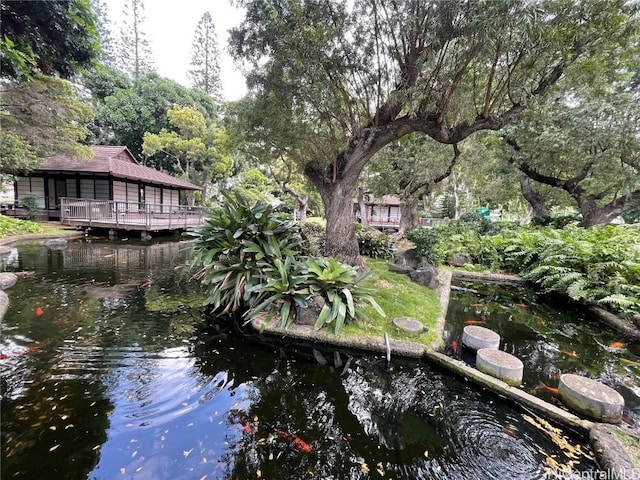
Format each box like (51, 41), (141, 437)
(106, 0), (247, 101)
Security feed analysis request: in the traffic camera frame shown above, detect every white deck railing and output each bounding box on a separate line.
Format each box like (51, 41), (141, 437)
(60, 198), (205, 230)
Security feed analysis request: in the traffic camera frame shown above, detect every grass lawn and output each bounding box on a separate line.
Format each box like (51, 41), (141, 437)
(0, 216), (72, 240)
(341, 257), (442, 348)
(614, 429), (640, 469)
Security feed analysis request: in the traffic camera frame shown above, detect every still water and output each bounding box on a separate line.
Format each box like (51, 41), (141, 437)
(444, 281), (640, 424)
(1, 240), (597, 479)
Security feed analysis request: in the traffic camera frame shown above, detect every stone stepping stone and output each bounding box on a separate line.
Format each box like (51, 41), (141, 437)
(462, 325), (500, 350)
(392, 317), (428, 335)
(558, 373), (624, 424)
(476, 348), (523, 386)
(0, 272), (18, 290)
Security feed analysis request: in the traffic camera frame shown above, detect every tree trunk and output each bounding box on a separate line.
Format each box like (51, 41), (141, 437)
(321, 180), (362, 267)
(298, 194), (308, 223)
(398, 199), (419, 236)
(357, 186), (368, 227)
(519, 175), (550, 219)
(578, 197), (623, 227)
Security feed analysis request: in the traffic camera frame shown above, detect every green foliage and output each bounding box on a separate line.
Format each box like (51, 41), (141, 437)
(1, 0), (99, 80)
(406, 228), (441, 264)
(0, 216), (47, 237)
(190, 194), (384, 334)
(1, 75), (94, 173)
(20, 196), (41, 221)
(305, 257), (384, 335)
(300, 221), (325, 257)
(354, 224), (395, 259)
(422, 221), (640, 318)
(190, 193), (303, 316)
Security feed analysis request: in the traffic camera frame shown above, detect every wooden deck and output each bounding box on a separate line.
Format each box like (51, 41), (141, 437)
(60, 198), (205, 232)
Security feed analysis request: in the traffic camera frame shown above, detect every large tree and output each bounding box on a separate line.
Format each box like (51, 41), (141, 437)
(91, 75), (218, 159)
(0, 0), (98, 173)
(142, 104), (233, 196)
(230, 0), (637, 265)
(505, 85), (640, 226)
(118, 0), (154, 80)
(188, 12), (222, 97)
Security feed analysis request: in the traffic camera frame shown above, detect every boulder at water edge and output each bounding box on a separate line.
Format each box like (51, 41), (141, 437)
(0, 272), (18, 289)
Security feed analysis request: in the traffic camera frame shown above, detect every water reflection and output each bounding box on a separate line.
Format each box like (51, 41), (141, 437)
(1, 241), (597, 479)
(444, 281), (640, 424)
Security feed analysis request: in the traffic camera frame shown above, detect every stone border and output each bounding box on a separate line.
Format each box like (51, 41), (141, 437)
(588, 306), (640, 340)
(450, 270), (528, 285)
(590, 424), (640, 480)
(0, 231), (84, 246)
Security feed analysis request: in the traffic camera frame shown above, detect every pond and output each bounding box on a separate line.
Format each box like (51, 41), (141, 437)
(444, 280), (640, 425)
(1, 240), (598, 479)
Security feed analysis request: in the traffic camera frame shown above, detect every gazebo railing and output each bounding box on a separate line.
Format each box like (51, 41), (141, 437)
(60, 198), (205, 230)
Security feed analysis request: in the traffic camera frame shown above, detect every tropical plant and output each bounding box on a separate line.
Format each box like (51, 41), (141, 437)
(245, 255), (310, 329)
(305, 257), (385, 335)
(189, 193), (303, 316)
(190, 194), (385, 333)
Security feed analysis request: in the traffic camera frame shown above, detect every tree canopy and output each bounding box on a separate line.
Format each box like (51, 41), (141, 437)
(230, 0), (638, 264)
(0, 0), (99, 80)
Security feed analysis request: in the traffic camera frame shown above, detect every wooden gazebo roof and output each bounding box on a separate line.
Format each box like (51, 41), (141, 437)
(38, 146), (203, 191)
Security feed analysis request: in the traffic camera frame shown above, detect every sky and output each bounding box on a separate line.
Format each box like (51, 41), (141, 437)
(106, 0), (248, 101)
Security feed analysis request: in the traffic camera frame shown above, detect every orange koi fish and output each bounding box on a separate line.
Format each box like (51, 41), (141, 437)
(471, 303), (484, 308)
(271, 426), (312, 454)
(562, 350), (580, 359)
(513, 303), (529, 308)
(451, 340), (460, 354)
(35, 307), (44, 316)
(140, 281), (151, 289)
(539, 382), (559, 395)
(465, 320), (486, 326)
(609, 341), (625, 349)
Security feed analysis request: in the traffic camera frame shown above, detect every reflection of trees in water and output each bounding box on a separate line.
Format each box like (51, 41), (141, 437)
(1, 374), (112, 479)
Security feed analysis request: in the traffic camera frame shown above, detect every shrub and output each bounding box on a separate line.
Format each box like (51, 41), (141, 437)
(300, 221), (325, 257)
(305, 257), (384, 334)
(355, 223), (395, 259)
(20, 196), (41, 221)
(189, 193), (304, 316)
(406, 227), (441, 263)
(190, 194), (386, 333)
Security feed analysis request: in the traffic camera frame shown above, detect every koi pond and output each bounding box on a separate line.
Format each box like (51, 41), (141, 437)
(1, 240), (602, 479)
(444, 280), (640, 425)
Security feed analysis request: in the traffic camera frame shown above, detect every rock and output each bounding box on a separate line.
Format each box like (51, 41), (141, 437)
(633, 314), (640, 329)
(462, 325), (501, 350)
(295, 296), (326, 326)
(388, 263), (413, 275)
(43, 238), (67, 249)
(0, 290), (8, 320)
(0, 246), (11, 256)
(558, 374), (624, 424)
(447, 252), (472, 267)
(392, 316), (428, 335)
(393, 248), (423, 270)
(408, 264), (439, 289)
(476, 348), (524, 386)
(0, 272), (18, 289)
